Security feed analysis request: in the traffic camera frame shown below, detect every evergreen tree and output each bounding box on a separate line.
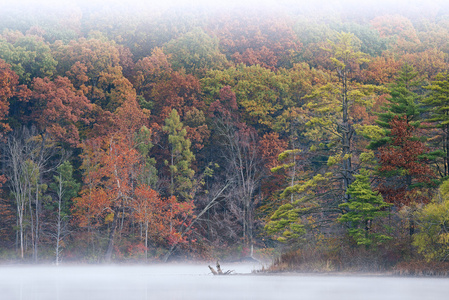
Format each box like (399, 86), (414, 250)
(265, 32), (378, 246)
(134, 126), (158, 188)
(422, 72), (449, 177)
(163, 109), (195, 200)
(49, 161), (80, 213)
(369, 63), (422, 150)
(364, 64), (434, 209)
(326, 32), (370, 202)
(338, 169), (391, 247)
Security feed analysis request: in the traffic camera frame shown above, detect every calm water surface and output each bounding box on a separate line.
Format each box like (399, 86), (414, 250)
(1, 264), (448, 300)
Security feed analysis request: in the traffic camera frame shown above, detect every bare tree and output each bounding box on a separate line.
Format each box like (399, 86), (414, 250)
(45, 172), (71, 265)
(215, 119), (265, 255)
(54, 176), (70, 266)
(5, 127), (58, 261)
(46, 161), (77, 265)
(6, 128), (28, 259)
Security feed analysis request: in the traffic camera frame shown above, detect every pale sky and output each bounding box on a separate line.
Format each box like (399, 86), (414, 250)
(2, 0), (448, 18)
(4, 0), (446, 8)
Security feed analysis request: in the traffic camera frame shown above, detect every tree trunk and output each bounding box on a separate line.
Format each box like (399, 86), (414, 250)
(443, 125), (449, 176)
(19, 216), (24, 259)
(29, 187), (35, 261)
(145, 221), (148, 261)
(104, 210), (118, 262)
(34, 181), (39, 263)
(55, 173), (63, 266)
(341, 70), (353, 202)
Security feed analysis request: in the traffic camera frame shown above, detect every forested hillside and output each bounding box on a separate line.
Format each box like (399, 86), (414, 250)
(1, 1), (449, 270)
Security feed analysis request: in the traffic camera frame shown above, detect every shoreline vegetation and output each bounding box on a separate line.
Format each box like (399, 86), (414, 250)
(263, 261), (449, 277)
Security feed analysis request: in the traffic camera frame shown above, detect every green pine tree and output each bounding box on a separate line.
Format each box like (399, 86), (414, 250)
(338, 169), (392, 247)
(134, 125), (158, 187)
(49, 161), (80, 213)
(163, 109), (195, 200)
(368, 63), (422, 150)
(422, 72), (449, 177)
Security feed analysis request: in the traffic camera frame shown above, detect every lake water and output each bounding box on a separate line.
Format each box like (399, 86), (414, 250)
(1, 264), (449, 300)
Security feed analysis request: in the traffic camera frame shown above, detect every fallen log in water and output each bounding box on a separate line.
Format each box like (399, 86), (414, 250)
(208, 262), (234, 275)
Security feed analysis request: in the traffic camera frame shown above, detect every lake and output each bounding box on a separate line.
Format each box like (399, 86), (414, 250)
(1, 264), (449, 300)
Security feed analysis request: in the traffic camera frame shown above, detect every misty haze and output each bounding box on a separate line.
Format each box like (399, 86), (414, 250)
(2, 264), (449, 300)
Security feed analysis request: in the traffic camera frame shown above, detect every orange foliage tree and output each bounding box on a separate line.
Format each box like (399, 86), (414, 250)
(131, 186), (164, 259)
(73, 96), (194, 261)
(30, 76), (92, 146)
(0, 59), (30, 135)
(74, 131), (140, 261)
(363, 53), (401, 85)
(53, 37), (136, 112)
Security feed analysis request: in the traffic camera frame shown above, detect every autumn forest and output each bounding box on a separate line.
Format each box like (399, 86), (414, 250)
(1, 0), (449, 272)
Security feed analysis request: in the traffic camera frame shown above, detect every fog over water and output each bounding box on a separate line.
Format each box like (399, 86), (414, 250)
(1, 264), (449, 300)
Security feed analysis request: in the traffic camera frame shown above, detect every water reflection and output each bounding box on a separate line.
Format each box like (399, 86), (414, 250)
(1, 264), (449, 300)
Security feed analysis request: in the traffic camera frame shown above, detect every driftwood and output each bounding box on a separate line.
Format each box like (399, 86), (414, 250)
(208, 261), (234, 275)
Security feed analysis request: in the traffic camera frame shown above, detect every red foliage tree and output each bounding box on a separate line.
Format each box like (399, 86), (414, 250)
(0, 59), (30, 135)
(31, 76), (92, 146)
(258, 131), (288, 208)
(132, 48), (209, 150)
(377, 116), (435, 207)
(259, 132), (288, 170)
(132, 47), (172, 100)
(0, 60), (15, 134)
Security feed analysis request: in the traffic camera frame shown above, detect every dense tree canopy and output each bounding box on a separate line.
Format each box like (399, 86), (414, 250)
(1, 1), (449, 269)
